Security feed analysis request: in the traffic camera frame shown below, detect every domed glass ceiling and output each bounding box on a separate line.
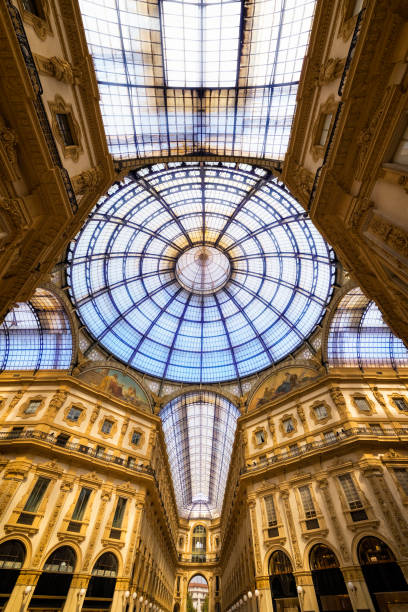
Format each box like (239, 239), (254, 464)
(67, 162), (336, 383)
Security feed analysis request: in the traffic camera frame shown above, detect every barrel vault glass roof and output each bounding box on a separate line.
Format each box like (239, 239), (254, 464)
(79, 0), (316, 160)
(160, 391), (240, 518)
(67, 162), (336, 384)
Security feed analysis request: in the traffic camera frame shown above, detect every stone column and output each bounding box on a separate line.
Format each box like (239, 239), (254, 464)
(111, 576), (131, 612)
(341, 566), (375, 612)
(255, 576), (273, 612)
(293, 571), (319, 612)
(4, 569), (41, 612)
(62, 573), (90, 612)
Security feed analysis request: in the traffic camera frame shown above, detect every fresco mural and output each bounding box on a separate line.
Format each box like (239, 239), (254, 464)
(251, 365), (322, 409)
(78, 367), (150, 409)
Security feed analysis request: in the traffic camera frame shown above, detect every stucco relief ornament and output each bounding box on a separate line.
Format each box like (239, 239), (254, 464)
(48, 56), (75, 84)
(0, 115), (18, 167)
(319, 57), (346, 84)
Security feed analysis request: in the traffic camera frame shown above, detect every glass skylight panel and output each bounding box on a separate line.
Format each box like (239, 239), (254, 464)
(328, 288), (408, 369)
(0, 289), (72, 372)
(68, 163), (335, 383)
(78, 0), (316, 160)
(160, 391), (239, 518)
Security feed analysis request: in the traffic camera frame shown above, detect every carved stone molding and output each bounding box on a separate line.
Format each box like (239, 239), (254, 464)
(319, 57), (346, 85)
(35, 54), (78, 85)
(71, 167), (103, 195)
(367, 213), (408, 260)
(18, 0), (52, 40)
(311, 95), (339, 161)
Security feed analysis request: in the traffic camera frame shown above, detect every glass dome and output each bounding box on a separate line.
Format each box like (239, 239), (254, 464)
(67, 162), (336, 383)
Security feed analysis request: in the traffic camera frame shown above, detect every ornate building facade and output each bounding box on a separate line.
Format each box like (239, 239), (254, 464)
(0, 1), (407, 611)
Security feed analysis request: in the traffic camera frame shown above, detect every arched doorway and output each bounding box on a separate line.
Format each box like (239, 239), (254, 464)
(0, 539), (26, 610)
(188, 574), (209, 612)
(268, 550), (300, 612)
(192, 526), (207, 563)
(28, 546), (76, 610)
(358, 536), (408, 611)
(310, 544), (352, 612)
(82, 552), (118, 610)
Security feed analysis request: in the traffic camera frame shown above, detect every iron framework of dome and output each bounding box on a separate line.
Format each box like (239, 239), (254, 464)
(67, 162), (336, 384)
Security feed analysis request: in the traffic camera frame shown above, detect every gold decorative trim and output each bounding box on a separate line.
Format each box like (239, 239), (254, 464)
(390, 394), (408, 414)
(309, 400), (332, 425)
(63, 401), (87, 427)
(48, 95), (83, 162)
(338, 0), (359, 41)
(18, 395), (46, 418)
(99, 416), (118, 440)
(351, 393), (376, 415)
(129, 427), (144, 448)
(252, 426), (267, 448)
(279, 414), (298, 438)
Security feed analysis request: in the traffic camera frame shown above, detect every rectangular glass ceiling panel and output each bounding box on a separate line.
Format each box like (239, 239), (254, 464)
(79, 0), (316, 160)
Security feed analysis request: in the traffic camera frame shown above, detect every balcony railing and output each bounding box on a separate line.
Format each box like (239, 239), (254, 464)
(241, 426), (408, 475)
(0, 428), (153, 475)
(177, 553), (220, 564)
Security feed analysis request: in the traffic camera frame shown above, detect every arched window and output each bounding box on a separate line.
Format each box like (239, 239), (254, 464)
(268, 551), (298, 605)
(83, 552), (119, 610)
(269, 550), (293, 575)
(0, 539), (26, 608)
(92, 552), (118, 577)
(358, 537), (408, 610)
(310, 544), (340, 570)
(43, 546), (76, 573)
(358, 537), (395, 565)
(30, 546), (76, 609)
(187, 575), (208, 612)
(309, 545), (351, 612)
(0, 539), (25, 569)
(0, 288), (72, 371)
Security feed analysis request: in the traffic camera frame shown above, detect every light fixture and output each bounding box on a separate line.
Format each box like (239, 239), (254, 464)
(125, 591), (130, 598)
(347, 581), (357, 593)
(139, 596), (144, 603)
(247, 591), (253, 599)
(24, 586), (32, 595)
(296, 586), (304, 595)
(243, 594), (247, 602)
(254, 590), (260, 598)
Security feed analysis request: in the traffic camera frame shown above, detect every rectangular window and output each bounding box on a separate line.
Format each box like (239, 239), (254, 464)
(67, 406), (82, 422)
(112, 497), (127, 529)
(319, 113), (333, 146)
(394, 469), (408, 496)
(369, 423), (383, 435)
(25, 400), (41, 414)
(72, 487), (92, 521)
(289, 443), (299, 456)
(299, 485), (316, 520)
(102, 419), (113, 434)
(56, 113), (75, 146)
(314, 404), (328, 420)
(255, 430), (265, 444)
(131, 431), (141, 445)
(127, 456), (135, 468)
(338, 473), (367, 523)
(283, 418), (294, 433)
(393, 397), (408, 412)
(264, 494), (279, 537)
(23, 477), (50, 513)
(354, 397), (371, 412)
(96, 445), (105, 458)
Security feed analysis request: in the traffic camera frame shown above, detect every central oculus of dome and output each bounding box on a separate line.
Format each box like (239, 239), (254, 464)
(176, 246), (231, 295)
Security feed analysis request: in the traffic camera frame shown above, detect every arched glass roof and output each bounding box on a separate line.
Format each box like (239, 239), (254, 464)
(160, 391), (240, 519)
(78, 0), (316, 161)
(0, 289), (72, 371)
(327, 287), (408, 369)
(67, 162), (335, 383)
